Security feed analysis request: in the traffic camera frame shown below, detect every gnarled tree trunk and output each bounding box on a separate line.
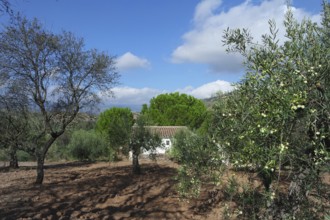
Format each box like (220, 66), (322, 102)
(34, 137), (57, 184)
(9, 146), (18, 169)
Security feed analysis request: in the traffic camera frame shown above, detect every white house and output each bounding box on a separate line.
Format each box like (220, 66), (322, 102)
(147, 126), (187, 154)
(129, 126), (187, 159)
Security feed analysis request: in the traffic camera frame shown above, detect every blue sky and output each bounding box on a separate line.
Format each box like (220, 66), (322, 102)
(3, 0), (324, 110)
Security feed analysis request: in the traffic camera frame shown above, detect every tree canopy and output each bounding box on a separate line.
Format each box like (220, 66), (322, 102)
(176, 2), (330, 218)
(0, 15), (119, 184)
(129, 116), (162, 174)
(96, 107), (134, 159)
(0, 0), (11, 15)
(0, 88), (30, 168)
(142, 92), (207, 129)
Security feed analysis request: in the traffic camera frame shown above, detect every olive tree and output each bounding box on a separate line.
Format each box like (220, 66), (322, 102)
(176, 2), (330, 218)
(0, 87), (30, 168)
(171, 130), (222, 198)
(0, 15), (119, 184)
(130, 116), (162, 174)
(213, 3), (330, 218)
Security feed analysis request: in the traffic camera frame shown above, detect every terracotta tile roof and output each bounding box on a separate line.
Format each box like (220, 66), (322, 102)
(147, 126), (188, 138)
(132, 126), (188, 138)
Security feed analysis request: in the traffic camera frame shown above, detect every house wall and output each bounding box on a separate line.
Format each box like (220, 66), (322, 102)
(128, 138), (172, 160)
(143, 138), (172, 155)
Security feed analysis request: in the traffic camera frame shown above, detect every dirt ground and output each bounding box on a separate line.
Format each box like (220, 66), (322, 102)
(0, 159), (226, 220)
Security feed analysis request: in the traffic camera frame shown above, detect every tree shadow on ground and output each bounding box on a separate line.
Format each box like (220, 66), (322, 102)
(0, 161), (94, 173)
(0, 162), (198, 220)
(44, 161), (95, 169)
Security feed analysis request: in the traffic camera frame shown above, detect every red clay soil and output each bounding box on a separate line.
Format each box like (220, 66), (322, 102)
(0, 160), (225, 220)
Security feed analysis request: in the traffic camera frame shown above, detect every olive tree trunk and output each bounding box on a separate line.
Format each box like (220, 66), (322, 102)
(9, 146), (18, 169)
(35, 154), (45, 184)
(34, 137), (56, 184)
(132, 152), (140, 174)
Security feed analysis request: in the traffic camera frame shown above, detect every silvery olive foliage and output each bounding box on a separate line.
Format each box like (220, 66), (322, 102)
(177, 2), (330, 218)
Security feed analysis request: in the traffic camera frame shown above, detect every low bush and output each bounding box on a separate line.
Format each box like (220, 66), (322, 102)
(68, 129), (109, 161)
(16, 150), (34, 161)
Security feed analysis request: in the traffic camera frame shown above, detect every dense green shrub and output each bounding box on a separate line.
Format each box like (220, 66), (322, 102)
(0, 149), (7, 161)
(45, 132), (72, 161)
(68, 129), (109, 161)
(46, 143), (71, 161)
(46, 118), (97, 161)
(16, 150), (34, 162)
(0, 149), (33, 164)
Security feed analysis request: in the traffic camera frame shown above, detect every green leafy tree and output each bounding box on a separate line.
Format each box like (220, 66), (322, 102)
(0, 15), (118, 184)
(96, 107), (134, 159)
(143, 92), (207, 129)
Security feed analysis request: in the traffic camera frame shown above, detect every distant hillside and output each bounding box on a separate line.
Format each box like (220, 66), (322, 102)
(202, 96), (218, 108)
(67, 112), (97, 130)
(74, 112), (97, 121)
(98, 103), (142, 113)
(202, 91), (233, 109)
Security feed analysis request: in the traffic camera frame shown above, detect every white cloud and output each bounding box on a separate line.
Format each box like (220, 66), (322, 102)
(177, 80), (233, 99)
(194, 0), (222, 24)
(100, 80), (233, 110)
(103, 86), (163, 106)
(171, 0), (321, 73)
(116, 52), (151, 72)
